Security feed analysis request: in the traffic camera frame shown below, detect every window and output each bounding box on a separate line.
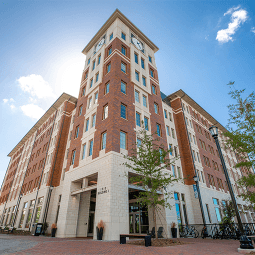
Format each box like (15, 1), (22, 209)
(135, 71), (139, 81)
(154, 103), (158, 114)
(193, 135), (196, 145)
(89, 140), (93, 156)
(166, 126), (170, 136)
(94, 92), (98, 104)
(144, 117), (149, 131)
(85, 119), (89, 132)
(103, 105), (108, 119)
(121, 62), (126, 73)
(174, 147), (178, 157)
(82, 144), (86, 160)
(82, 87), (86, 96)
(105, 82), (110, 94)
(107, 63), (111, 73)
(169, 112), (172, 121)
(164, 110), (167, 118)
(85, 72), (88, 79)
(172, 165), (176, 177)
(98, 55), (101, 65)
(205, 204), (211, 223)
(137, 138), (142, 147)
(121, 32), (126, 40)
(92, 60), (95, 70)
(136, 112), (141, 127)
(121, 81), (126, 94)
(75, 126), (79, 139)
(120, 131), (126, 149)
(108, 47), (112, 56)
(134, 53), (138, 64)
(169, 144), (172, 155)
(96, 73), (99, 82)
(148, 55), (152, 63)
(174, 192), (182, 225)
(90, 78), (93, 88)
(92, 114), (96, 127)
(141, 58), (145, 69)
(156, 123), (161, 137)
(88, 97), (92, 109)
(152, 85), (156, 94)
(71, 150), (76, 165)
(109, 33), (113, 40)
(79, 105), (83, 116)
(121, 46), (126, 55)
(213, 198), (221, 222)
(196, 152), (200, 163)
(142, 76), (146, 87)
(87, 58), (90, 65)
(101, 132), (107, 150)
(142, 95), (147, 107)
(150, 69), (154, 78)
(121, 104), (127, 119)
(171, 128), (175, 138)
(135, 90), (140, 102)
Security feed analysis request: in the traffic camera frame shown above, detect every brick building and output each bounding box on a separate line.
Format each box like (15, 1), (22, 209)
(0, 9), (253, 240)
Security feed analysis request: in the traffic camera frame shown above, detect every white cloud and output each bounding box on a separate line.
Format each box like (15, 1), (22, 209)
(252, 27), (255, 34)
(3, 99), (8, 103)
(17, 74), (56, 99)
(9, 98), (15, 102)
(20, 104), (45, 120)
(29, 97), (37, 104)
(10, 104), (16, 110)
(216, 7), (248, 43)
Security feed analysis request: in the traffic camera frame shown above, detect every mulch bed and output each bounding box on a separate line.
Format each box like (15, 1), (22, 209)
(127, 238), (185, 247)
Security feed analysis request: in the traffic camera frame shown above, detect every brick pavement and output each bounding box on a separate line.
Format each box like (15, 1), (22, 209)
(0, 234), (250, 255)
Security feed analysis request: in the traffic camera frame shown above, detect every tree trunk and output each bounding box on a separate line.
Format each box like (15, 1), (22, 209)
(153, 205), (158, 239)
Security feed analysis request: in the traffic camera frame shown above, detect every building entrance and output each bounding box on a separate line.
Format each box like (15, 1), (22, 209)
(88, 190), (96, 237)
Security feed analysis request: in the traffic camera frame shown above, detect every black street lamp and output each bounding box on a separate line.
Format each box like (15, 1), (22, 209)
(209, 125), (253, 250)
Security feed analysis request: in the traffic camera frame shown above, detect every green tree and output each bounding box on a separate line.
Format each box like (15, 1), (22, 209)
(220, 200), (236, 225)
(123, 128), (180, 239)
(224, 82), (255, 207)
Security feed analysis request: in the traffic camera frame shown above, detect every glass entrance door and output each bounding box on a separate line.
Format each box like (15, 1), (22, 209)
(129, 212), (140, 234)
(88, 212), (94, 236)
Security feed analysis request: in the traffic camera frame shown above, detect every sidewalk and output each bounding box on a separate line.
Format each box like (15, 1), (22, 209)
(0, 234), (248, 255)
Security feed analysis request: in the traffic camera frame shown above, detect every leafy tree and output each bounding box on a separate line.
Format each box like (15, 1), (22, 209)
(224, 82), (255, 207)
(123, 128), (180, 239)
(220, 200), (236, 225)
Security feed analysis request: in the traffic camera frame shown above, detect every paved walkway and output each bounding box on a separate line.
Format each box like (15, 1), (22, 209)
(0, 234), (250, 255)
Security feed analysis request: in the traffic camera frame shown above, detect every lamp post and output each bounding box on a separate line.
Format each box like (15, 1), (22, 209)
(209, 125), (253, 250)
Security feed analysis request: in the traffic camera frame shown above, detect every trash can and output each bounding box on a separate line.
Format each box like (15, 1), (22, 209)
(145, 235), (151, 247)
(34, 223), (43, 236)
(31, 223), (37, 236)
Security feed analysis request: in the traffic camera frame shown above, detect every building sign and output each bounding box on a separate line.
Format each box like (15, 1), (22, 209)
(193, 184), (198, 199)
(98, 187), (109, 195)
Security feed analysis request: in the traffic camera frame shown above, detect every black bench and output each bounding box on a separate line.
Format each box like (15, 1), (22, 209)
(247, 236), (255, 244)
(120, 234), (151, 247)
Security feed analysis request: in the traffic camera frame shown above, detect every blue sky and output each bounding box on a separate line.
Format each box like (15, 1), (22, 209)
(1, 0), (255, 186)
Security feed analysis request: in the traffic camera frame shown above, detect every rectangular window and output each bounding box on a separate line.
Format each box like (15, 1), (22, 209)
(148, 56), (152, 63)
(96, 73), (99, 82)
(169, 144), (172, 155)
(98, 55), (101, 65)
(121, 32), (126, 40)
(85, 119), (89, 132)
(156, 123), (161, 137)
(103, 105), (108, 119)
(75, 126), (79, 138)
(92, 60), (95, 70)
(108, 47), (112, 56)
(142, 76), (146, 87)
(82, 144), (86, 160)
(137, 138), (142, 147)
(144, 117), (149, 131)
(164, 110), (167, 118)
(79, 105), (83, 116)
(172, 165), (176, 177)
(94, 92), (98, 104)
(152, 85), (156, 94)
(141, 58), (145, 69)
(110, 33), (113, 40)
(121, 62), (126, 73)
(135, 90), (140, 102)
(120, 131), (126, 149)
(121, 46), (126, 55)
(121, 104), (127, 119)
(166, 126), (170, 136)
(105, 82), (110, 94)
(136, 112), (141, 127)
(205, 204), (211, 223)
(101, 132), (107, 150)
(121, 81), (126, 94)
(71, 150), (76, 165)
(87, 58), (90, 65)
(150, 69), (154, 78)
(142, 95), (147, 107)
(92, 114), (96, 127)
(107, 63), (111, 73)
(90, 78), (93, 88)
(174, 192), (182, 225)
(134, 53), (138, 64)
(88, 97), (92, 109)
(169, 112), (172, 121)
(82, 87), (86, 96)
(154, 103), (158, 114)
(135, 71), (139, 81)
(89, 140), (93, 156)
(171, 128), (175, 138)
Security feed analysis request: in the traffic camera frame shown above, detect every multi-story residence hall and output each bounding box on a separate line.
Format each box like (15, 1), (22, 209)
(0, 9), (254, 240)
